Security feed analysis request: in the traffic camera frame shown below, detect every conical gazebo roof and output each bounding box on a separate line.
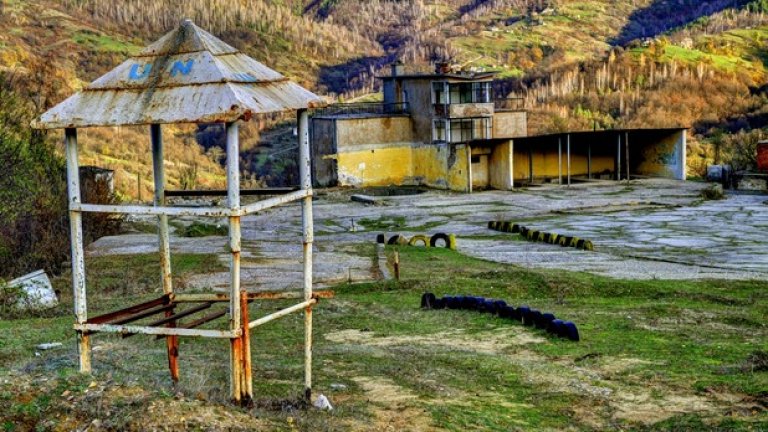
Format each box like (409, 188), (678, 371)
(34, 19), (324, 129)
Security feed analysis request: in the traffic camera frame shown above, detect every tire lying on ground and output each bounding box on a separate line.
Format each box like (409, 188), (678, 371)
(511, 224), (521, 234)
(376, 233), (386, 244)
(537, 231), (547, 242)
(537, 312), (556, 329)
(569, 237), (581, 248)
(520, 227), (529, 237)
(509, 307), (522, 321)
(492, 300), (507, 315)
(575, 239), (585, 249)
(501, 221), (512, 232)
(409, 234), (430, 247)
(498, 305), (514, 318)
(388, 234), (408, 245)
(421, 292), (437, 309)
(516, 306), (530, 323)
(488, 221), (496, 230)
(430, 233), (457, 250)
(521, 309), (537, 326)
(433, 298), (446, 309)
(527, 230), (539, 241)
(548, 319), (564, 335)
(559, 236), (572, 247)
(582, 240), (595, 251)
(563, 321), (580, 341)
(548, 233), (560, 244)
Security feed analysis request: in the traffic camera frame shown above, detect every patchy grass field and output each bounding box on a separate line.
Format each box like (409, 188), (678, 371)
(1, 248), (766, 431)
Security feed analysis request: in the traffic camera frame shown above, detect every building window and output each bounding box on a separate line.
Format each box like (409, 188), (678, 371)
(432, 82), (447, 104)
(447, 118), (492, 143)
(433, 119), (447, 142)
(473, 82), (492, 103)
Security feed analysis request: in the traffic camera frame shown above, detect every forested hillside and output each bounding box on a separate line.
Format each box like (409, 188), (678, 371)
(1, 0), (767, 194)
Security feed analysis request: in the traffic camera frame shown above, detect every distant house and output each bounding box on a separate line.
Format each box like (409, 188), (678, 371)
(310, 62), (686, 192)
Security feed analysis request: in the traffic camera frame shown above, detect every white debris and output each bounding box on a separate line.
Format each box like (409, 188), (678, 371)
(36, 343), (63, 350)
(330, 383), (347, 391)
(313, 394), (333, 410)
(7, 270), (58, 310)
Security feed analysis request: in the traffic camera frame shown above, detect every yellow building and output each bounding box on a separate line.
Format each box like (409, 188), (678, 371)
(310, 63), (686, 192)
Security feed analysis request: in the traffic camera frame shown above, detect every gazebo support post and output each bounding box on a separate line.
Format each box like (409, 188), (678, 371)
(65, 128), (91, 374)
(298, 109), (315, 402)
(151, 124), (179, 382)
(225, 121), (247, 403)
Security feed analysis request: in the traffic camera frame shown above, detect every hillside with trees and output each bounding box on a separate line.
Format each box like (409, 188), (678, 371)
(1, 0), (768, 193)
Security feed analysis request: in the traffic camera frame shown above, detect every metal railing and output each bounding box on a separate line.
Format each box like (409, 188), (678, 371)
(494, 98), (525, 111)
(311, 102), (410, 117)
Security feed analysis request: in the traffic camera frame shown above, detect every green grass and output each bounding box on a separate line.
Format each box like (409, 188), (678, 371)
(1, 248), (766, 430)
(174, 221), (228, 238)
(70, 30), (140, 55)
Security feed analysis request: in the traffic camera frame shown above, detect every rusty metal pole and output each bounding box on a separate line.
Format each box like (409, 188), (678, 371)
(226, 121), (243, 403)
(393, 251), (400, 281)
(65, 128), (91, 374)
(151, 124), (178, 383)
(588, 142), (592, 180)
(298, 109), (315, 402)
(240, 291), (252, 402)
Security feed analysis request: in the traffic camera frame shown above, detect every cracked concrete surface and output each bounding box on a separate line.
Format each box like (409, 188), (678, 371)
(87, 179), (768, 291)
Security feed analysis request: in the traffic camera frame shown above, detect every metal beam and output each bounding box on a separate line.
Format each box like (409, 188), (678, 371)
(298, 108), (314, 402)
(71, 203), (233, 217)
(239, 189), (311, 216)
(173, 290), (334, 303)
(87, 295), (169, 324)
(558, 137), (562, 185)
(151, 124), (173, 297)
(248, 299), (318, 329)
(165, 188), (298, 197)
(74, 323), (239, 338)
(65, 128), (91, 374)
(225, 120), (243, 403)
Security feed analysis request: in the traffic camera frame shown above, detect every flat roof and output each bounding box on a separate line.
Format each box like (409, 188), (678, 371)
(471, 127), (688, 146)
(379, 72), (497, 82)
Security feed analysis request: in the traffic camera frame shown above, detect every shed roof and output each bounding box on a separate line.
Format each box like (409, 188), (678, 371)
(33, 19), (325, 129)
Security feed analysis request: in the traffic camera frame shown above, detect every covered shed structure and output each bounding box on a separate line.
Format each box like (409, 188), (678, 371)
(33, 19), (325, 404)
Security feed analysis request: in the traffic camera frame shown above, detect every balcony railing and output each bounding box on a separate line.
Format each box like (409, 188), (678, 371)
(311, 102), (410, 117)
(494, 98), (525, 111)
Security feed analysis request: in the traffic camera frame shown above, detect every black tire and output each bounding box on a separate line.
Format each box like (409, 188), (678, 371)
(446, 296), (459, 309)
(548, 319), (564, 335)
(492, 300), (507, 315)
(563, 321), (580, 341)
(420, 292), (436, 309)
(520, 227), (529, 236)
(516, 306), (530, 323)
(559, 236), (572, 247)
(376, 234), (386, 244)
(498, 305), (514, 318)
(509, 307), (522, 321)
(511, 224), (521, 234)
(537, 312), (556, 329)
(575, 239), (585, 249)
(523, 309), (539, 326)
(388, 235), (407, 245)
(433, 298), (446, 310)
(430, 233), (451, 248)
(501, 221), (512, 232)
(488, 221), (495, 230)
(481, 299), (496, 313)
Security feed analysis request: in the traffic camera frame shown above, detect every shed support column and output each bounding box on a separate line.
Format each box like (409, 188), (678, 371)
(299, 109), (315, 401)
(558, 138), (562, 185)
(66, 128), (91, 374)
(528, 146), (533, 184)
(226, 121), (246, 403)
(567, 134), (571, 186)
(625, 132), (630, 182)
(151, 124), (178, 383)
(588, 143), (592, 180)
(616, 134), (622, 181)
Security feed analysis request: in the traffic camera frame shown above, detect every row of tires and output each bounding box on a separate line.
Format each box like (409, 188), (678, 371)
(376, 233), (457, 250)
(420, 292), (580, 341)
(488, 221), (594, 251)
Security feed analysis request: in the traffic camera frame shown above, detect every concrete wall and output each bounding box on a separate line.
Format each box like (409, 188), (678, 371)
(630, 130), (686, 180)
(335, 116), (414, 151)
(337, 145), (414, 187)
(449, 103), (494, 118)
(489, 140), (514, 190)
(401, 80), (434, 144)
(310, 118), (338, 187)
(493, 111), (527, 139)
